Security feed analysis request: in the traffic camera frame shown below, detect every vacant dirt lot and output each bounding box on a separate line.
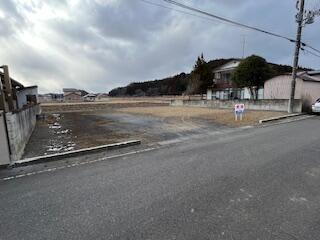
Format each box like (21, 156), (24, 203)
(24, 101), (286, 158)
(117, 106), (286, 126)
(40, 96), (205, 113)
(41, 101), (169, 113)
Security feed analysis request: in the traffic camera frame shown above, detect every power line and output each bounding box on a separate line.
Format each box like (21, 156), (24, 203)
(302, 43), (320, 54)
(137, 0), (237, 26)
(140, 0), (320, 57)
(162, 0), (296, 42)
(162, 0), (320, 53)
(302, 47), (320, 58)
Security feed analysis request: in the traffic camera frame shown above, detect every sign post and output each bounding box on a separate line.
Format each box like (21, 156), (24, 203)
(234, 104), (245, 121)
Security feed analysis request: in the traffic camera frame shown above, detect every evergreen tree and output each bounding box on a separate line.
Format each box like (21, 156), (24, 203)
(191, 54), (213, 94)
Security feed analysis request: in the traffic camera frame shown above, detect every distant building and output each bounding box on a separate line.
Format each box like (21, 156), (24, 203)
(63, 88), (88, 102)
(264, 71), (320, 111)
(38, 93), (64, 103)
(96, 93), (109, 100)
(83, 93), (97, 102)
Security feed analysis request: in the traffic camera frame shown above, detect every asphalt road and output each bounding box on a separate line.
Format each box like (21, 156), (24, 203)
(1, 117), (320, 240)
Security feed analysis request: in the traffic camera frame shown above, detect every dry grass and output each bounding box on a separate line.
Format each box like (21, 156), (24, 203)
(117, 106), (287, 126)
(40, 97), (179, 106)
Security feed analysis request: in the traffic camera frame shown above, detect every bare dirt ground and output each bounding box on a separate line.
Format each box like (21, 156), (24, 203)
(23, 101), (286, 159)
(116, 106), (287, 127)
(39, 96), (202, 112)
(40, 101), (168, 113)
(23, 111), (132, 159)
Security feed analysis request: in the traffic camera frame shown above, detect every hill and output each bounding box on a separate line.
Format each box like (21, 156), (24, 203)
(108, 58), (311, 97)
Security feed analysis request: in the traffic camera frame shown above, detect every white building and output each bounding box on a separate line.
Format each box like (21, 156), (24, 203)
(264, 71), (320, 111)
(207, 59), (264, 100)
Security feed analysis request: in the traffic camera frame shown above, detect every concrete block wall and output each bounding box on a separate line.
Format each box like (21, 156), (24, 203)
(171, 99), (302, 113)
(6, 105), (40, 161)
(0, 111), (10, 165)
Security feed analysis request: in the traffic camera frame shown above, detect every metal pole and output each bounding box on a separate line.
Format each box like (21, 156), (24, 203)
(288, 0), (305, 113)
(242, 35), (246, 59)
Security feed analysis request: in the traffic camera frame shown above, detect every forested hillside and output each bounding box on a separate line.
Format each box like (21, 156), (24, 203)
(109, 57), (311, 97)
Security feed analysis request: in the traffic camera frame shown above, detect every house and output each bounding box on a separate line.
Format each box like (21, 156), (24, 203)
(264, 71), (320, 111)
(63, 88), (88, 102)
(0, 70), (38, 112)
(16, 86), (38, 109)
(96, 93), (109, 101)
(83, 93), (97, 102)
(206, 59), (264, 100)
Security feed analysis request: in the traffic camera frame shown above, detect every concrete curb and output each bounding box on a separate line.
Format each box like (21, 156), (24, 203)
(14, 140), (141, 167)
(259, 113), (305, 124)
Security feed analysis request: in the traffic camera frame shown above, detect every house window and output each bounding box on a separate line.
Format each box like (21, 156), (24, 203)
(215, 72), (221, 79)
(225, 73), (231, 82)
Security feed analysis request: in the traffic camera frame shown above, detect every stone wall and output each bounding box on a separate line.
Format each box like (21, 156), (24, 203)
(6, 104), (40, 161)
(171, 99), (303, 113)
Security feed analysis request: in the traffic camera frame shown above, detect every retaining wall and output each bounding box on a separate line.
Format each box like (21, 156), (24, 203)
(171, 99), (303, 112)
(0, 111), (10, 165)
(6, 104), (40, 161)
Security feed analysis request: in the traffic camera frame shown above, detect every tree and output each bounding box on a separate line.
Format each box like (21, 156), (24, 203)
(185, 74), (200, 96)
(232, 55), (272, 99)
(191, 54), (213, 94)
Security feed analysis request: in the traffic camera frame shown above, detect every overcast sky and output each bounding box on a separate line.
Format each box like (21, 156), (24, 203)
(0, 0), (319, 93)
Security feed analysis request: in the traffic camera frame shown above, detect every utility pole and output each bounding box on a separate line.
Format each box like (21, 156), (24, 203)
(1, 66), (14, 112)
(288, 0), (305, 113)
(288, 0), (319, 113)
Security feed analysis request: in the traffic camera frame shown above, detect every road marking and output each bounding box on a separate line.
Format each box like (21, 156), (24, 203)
(0, 147), (160, 182)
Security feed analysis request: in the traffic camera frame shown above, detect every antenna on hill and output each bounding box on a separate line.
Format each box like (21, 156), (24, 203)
(242, 35), (246, 59)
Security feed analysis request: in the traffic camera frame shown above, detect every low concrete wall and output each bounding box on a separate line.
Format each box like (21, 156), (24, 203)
(171, 99), (303, 112)
(6, 104), (40, 161)
(0, 111), (10, 166)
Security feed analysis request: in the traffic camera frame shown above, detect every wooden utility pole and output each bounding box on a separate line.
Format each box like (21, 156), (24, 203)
(1, 65), (14, 112)
(288, 0), (305, 113)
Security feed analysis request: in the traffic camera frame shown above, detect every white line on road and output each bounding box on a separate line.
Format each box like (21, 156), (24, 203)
(0, 147), (160, 182)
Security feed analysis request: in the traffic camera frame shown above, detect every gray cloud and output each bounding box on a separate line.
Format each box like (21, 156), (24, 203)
(0, 0), (319, 93)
